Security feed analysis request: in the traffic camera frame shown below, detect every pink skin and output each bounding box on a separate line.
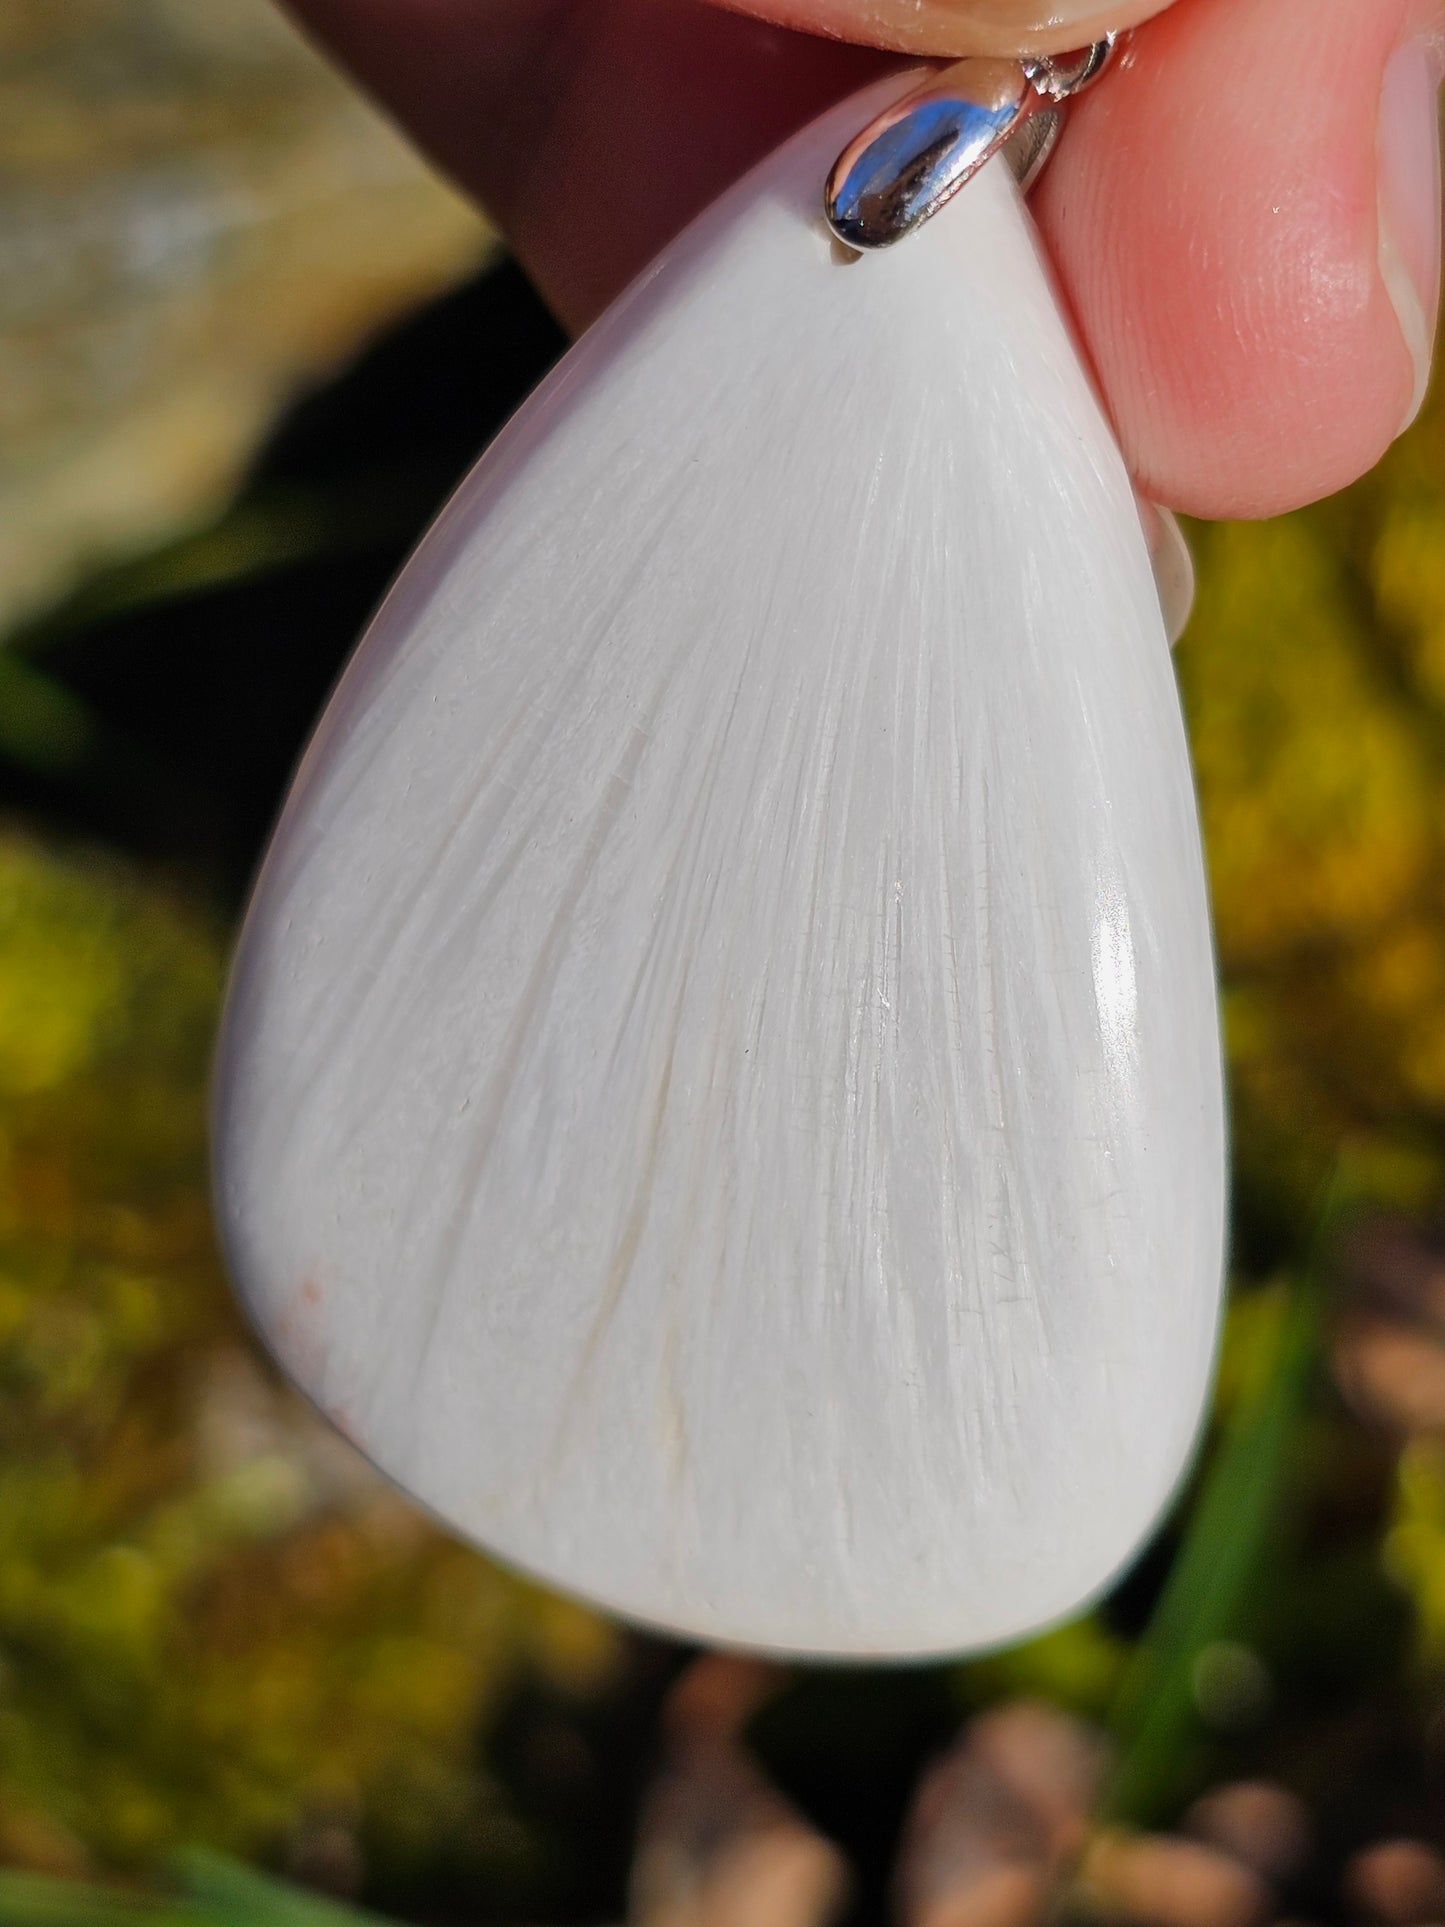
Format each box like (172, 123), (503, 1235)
(1035, 0), (1445, 516)
(281, 0), (1443, 521)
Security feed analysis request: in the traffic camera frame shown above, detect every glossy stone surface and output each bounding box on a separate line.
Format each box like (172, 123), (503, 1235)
(214, 77), (1227, 1659)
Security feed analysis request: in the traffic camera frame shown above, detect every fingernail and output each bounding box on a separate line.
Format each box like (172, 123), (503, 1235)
(1378, 37), (1444, 434)
(1137, 498), (1195, 646)
(826, 0), (1168, 58)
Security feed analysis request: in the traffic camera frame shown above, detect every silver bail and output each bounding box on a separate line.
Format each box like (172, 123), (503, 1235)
(824, 35), (1118, 251)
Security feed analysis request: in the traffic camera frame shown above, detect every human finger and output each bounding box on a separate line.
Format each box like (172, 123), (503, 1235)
(1033, 0), (1444, 518)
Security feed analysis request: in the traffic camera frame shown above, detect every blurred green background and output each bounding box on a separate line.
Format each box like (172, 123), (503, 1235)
(7, 5), (1445, 1927)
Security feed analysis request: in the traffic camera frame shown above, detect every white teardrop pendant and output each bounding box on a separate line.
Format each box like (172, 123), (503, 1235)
(213, 75), (1227, 1659)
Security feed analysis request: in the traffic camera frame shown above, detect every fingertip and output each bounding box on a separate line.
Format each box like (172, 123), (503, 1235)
(1035, 0), (1443, 521)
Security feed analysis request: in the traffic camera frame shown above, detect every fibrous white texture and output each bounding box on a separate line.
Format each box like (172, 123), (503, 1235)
(213, 79), (1227, 1658)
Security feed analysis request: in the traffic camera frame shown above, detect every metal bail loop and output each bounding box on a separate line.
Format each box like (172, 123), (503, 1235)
(824, 34), (1118, 251)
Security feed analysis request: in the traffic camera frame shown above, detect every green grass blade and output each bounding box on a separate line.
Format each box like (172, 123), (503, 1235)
(0, 1870), (218, 1927)
(168, 1852), (398, 1927)
(1101, 1181), (1353, 1823)
(0, 1853), (407, 1927)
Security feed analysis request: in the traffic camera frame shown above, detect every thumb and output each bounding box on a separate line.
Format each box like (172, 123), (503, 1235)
(1035, 0), (1445, 517)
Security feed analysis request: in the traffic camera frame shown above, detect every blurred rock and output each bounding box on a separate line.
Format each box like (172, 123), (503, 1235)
(895, 1701), (1109, 1927)
(1343, 1840), (1445, 1923)
(664, 1654), (789, 1744)
(0, 0), (487, 638)
(1080, 1830), (1270, 1927)
(970, 1702), (1110, 1856)
(1333, 1314), (1445, 1436)
(631, 1732), (848, 1927)
(1183, 1782), (1314, 1885)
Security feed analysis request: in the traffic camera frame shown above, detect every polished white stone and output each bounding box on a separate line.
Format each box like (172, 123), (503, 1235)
(213, 77), (1227, 1659)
